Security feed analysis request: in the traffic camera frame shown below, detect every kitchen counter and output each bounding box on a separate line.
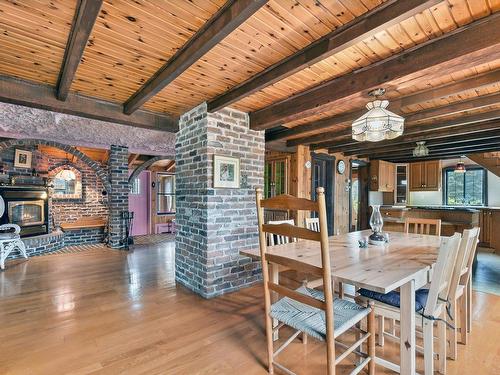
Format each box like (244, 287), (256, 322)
(380, 206), (479, 236)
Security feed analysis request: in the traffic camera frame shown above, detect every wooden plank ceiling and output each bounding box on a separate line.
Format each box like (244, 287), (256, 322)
(0, 0), (499, 160)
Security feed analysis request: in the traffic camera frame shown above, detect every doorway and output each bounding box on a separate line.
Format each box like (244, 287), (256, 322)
(128, 170), (151, 236)
(311, 153), (335, 235)
(349, 160), (369, 231)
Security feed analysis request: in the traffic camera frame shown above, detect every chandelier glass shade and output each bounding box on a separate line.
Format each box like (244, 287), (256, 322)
(352, 100), (405, 142)
(413, 141), (429, 157)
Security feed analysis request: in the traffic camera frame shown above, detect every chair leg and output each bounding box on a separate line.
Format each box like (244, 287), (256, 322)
(302, 332), (308, 346)
(467, 279), (472, 333)
(437, 311), (447, 375)
(367, 305), (376, 375)
(265, 313), (274, 374)
(447, 301), (457, 360)
(459, 294), (468, 345)
(16, 240), (28, 259)
(0, 243), (5, 270)
(423, 319), (434, 375)
(377, 315), (385, 346)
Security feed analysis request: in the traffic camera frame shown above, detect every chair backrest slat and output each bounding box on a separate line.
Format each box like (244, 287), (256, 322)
(424, 232), (461, 315)
(263, 223), (320, 242)
(449, 228), (479, 300)
(305, 217), (320, 232)
(460, 227), (480, 286)
(260, 194), (319, 211)
(404, 218), (442, 236)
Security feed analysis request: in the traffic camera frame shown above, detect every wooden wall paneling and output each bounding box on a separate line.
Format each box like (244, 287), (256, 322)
(289, 145), (311, 226)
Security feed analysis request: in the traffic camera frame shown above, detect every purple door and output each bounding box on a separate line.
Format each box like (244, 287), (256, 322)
(128, 170), (150, 236)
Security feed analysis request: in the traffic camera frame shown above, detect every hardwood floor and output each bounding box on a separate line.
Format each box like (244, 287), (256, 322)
(0, 240), (498, 375)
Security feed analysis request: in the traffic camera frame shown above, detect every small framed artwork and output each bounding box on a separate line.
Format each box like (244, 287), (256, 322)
(14, 149), (32, 169)
(213, 155), (240, 188)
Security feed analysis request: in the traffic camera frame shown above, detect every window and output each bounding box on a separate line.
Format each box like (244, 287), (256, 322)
(264, 157), (288, 198)
(129, 178), (140, 195)
(157, 173), (175, 214)
(51, 166), (82, 199)
(444, 167), (487, 206)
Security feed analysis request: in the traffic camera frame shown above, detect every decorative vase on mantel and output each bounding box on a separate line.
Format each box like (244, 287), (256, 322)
(369, 205), (385, 246)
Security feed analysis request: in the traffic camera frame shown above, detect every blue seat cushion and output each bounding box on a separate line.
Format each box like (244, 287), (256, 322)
(358, 288), (429, 312)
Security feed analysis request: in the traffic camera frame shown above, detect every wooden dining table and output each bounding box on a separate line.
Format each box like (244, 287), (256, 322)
(240, 229), (444, 375)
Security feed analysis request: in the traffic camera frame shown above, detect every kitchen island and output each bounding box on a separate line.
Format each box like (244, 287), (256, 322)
(380, 205), (480, 237)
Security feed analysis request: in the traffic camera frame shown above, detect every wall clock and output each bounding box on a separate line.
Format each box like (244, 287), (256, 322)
(337, 160), (346, 174)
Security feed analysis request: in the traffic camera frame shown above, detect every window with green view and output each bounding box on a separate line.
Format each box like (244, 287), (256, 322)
(444, 167), (486, 206)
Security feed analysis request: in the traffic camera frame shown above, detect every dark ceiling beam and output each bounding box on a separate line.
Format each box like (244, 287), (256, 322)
(123, 0), (267, 115)
(346, 130), (500, 156)
(382, 145), (500, 163)
(288, 94), (500, 148)
(0, 75), (178, 132)
(315, 110), (500, 151)
(362, 137), (500, 159)
(207, 0), (439, 112)
(250, 13), (500, 130)
(271, 69), (500, 143)
(56, 0), (103, 101)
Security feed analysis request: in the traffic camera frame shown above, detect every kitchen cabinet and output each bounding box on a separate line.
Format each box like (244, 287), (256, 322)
(409, 160), (441, 191)
(370, 160), (394, 192)
(480, 209), (500, 253)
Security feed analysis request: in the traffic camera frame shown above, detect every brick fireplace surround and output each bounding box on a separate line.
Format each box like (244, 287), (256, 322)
(0, 139), (130, 260)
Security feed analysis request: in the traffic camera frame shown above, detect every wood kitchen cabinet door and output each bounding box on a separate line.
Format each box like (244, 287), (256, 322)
(409, 163), (423, 190)
(424, 160), (440, 189)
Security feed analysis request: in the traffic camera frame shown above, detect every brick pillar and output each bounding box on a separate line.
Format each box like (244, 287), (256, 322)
(108, 145), (129, 248)
(175, 103), (264, 298)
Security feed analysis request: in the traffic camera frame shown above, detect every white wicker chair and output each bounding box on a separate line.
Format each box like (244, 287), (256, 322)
(0, 223), (27, 269)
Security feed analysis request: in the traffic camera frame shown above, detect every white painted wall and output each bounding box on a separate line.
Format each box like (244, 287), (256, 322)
(408, 157), (500, 206)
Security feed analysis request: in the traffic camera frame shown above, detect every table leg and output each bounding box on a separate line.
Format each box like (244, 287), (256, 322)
(269, 263), (279, 341)
(400, 280), (416, 375)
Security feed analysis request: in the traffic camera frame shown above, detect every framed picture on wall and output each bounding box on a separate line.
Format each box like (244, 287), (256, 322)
(213, 155), (240, 188)
(14, 149), (32, 169)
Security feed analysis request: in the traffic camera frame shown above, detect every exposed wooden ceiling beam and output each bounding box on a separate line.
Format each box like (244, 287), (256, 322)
(123, 0), (267, 115)
(0, 75), (178, 132)
(56, 0), (103, 101)
(382, 145), (500, 163)
(128, 153), (140, 166)
(361, 137), (500, 159)
(207, 0), (439, 112)
(277, 74), (500, 144)
(250, 13), (500, 130)
(315, 110), (500, 151)
(287, 93), (500, 147)
(346, 130), (500, 156)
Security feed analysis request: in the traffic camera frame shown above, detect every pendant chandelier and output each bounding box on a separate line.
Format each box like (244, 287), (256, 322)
(454, 157), (466, 173)
(413, 141), (429, 157)
(352, 89), (405, 142)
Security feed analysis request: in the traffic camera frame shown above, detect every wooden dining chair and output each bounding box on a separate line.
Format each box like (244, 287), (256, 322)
(447, 227), (480, 360)
(267, 219), (297, 246)
(304, 217), (320, 232)
(256, 188), (376, 375)
(404, 217), (442, 236)
(356, 232), (462, 375)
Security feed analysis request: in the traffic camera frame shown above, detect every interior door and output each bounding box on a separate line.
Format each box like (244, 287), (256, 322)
(311, 153), (335, 235)
(128, 170), (150, 236)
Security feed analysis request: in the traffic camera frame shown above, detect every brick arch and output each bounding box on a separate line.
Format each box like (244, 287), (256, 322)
(0, 139), (111, 192)
(128, 156), (172, 185)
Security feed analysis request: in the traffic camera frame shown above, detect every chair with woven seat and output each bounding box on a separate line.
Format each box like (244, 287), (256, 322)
(0, 224), (27, 270)
(256, 188), (375, 375)
(447, 227), (480, 360)
(356, 232), (462, 375)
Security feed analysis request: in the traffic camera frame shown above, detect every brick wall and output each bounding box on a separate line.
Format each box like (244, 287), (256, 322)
(108, 145), (129, 248)
(0, 145), (108, 229)
(175, 103), (264, 298)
